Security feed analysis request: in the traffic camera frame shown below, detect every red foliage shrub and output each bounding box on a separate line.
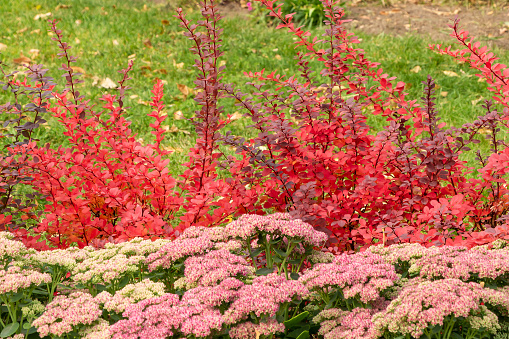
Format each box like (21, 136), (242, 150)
(2, 0), (509, 252)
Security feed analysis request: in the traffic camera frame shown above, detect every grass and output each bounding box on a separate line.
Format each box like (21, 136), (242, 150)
(1, 0), (508, 230)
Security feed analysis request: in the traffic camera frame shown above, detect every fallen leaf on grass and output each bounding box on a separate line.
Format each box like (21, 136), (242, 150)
(478, 77), (486, 82)
(30, 29), (41, 34)
(75, 19), (82, 26)
(173, 59), (184, 69)
(143, 39), (153, 48)
(112, 39), (119, 46)
(443, 70), (459, 77)
(177, 84), (195, 99)
(275, 54), (282, 60)
(17, 27), (28, 34)
(410, 65), (421, 73)
(70, 66), (86, 74)
(34, 12), (52, 20)
(55, 4), (71, 10)
(130, 94), (139, 99)
(163, 124), (190, 134)
(163, 145), (183, 152)
(459, 69), (473, 77)
(29, 49), (39, 59)
(471, 97), (484, 106)
(99, 77), (117, 89)
(0, 43), (6, 52)
(500, 28), (508, 34)
(440, 91), (448, 97)
(229, 111), (243, 121)
(137, 98), (149, 105)
(174, 111), (185, 120)
(161, 19), (170, 25)
(13, 54), (31, 66)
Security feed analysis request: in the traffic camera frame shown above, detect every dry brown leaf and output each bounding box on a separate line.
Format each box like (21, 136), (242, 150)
(71, 66), (86, 74)
(311, 86), (327, 93)
(240, 0), (248, 8)
(410, 65), (421, 73)
(164, 124), (190, 134)
(155, 69), (168, 75)
(91, 76), (100, 86)
(82, 7), (89, 12)
(128, 54), (136, 60)
(230, 111), (243, 121)
(29, 49), (39, 59)
(459, 69), (473, 77)
(440, 91), (448, 97)
(177, 84), (194, 98)
(500, 28), (508, 34)
(75, 38), (80, 44)
(443, 70), (459, 77)
(471, 97), (484, 106)
(478, 77), (487, 82)
(100, 77), (117, 89)
(422, 8), (458, 16)
(75, 19), (82, 25)
(55, 4), (71, 10)
(163, 145), (183, 152)
(34, 12), (52, 20)
(143, 39), (153, 48)
(30, 29), (41, 34)
(174, 111), (185, 120)
(141, 65), (152, 71)
(130, 94), (139, 99)
(0, 43), (7, 52)
(13, 54), (31, 66)
(479, 128), (491, 135)
(112, 39), (119, 46)
(137, 98), (149, 105)
(173, 60), (184, 69)
(17, 27), (28, 34)
(219, 60), (226, 67)
(161, 19), (170, 25)
(275, 54), (282, 60)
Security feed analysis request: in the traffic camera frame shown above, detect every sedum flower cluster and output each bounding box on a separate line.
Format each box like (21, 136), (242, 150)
(4, 216), (509, 339)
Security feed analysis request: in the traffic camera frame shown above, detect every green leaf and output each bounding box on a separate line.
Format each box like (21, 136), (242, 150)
(272, 256), (282, 263)
(273, 248), (288, 257)
(296, 330), (310, 339)
(250, 247), (264, 258)
(10, 292), (24, 302)
(1, 322), (19, 338)
(117, 275), (131, 289)
(431, 324), (442, 334)
(255, 268), (274, 276)
(451, 332), (463, 339)
(284, 311), (309, 329)
(22, 323), (31, 330)
(287, 326), (310, 338)
(290, 272), (300, 280)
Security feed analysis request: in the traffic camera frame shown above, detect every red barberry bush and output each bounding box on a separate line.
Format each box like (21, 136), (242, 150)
(1, 0), (509, 253)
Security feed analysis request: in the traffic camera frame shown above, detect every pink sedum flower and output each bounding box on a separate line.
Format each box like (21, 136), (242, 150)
(99, 279), (167, 314)
(224, 272), (308, 324)
(0, 265), (52, 294)
(224, 213), (328, 247)
(182, 249), (255, 288)
(229, 319), (285, 339)
(299, 251), (397, 303)
(372, 279), (502, 338)
(314, 307), (378, 339)
(32, 291), (103, 337)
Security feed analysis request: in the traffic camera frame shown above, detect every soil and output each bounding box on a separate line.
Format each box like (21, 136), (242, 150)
(214, 1), (509, 51)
